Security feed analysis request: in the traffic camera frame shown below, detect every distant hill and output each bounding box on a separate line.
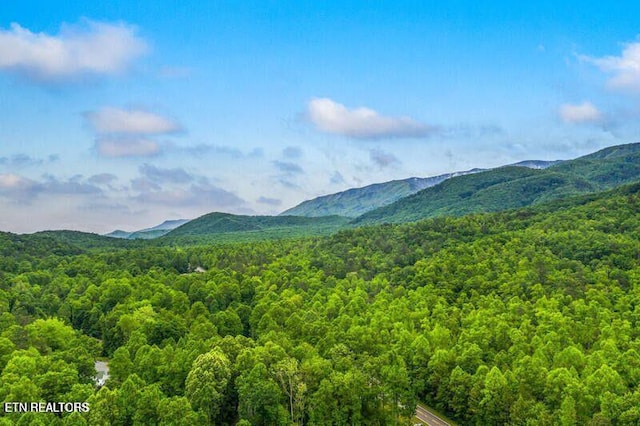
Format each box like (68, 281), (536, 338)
(353, 142), (640, 225)
(106, 219), (190, 240)
(128, 219), (190, 239)
(105, 230), (132, 239)
(160, 213), (350, 244)
(280, 169), (484, 218)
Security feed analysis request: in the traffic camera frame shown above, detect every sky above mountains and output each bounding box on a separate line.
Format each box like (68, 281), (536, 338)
(2, 1), (640, 233)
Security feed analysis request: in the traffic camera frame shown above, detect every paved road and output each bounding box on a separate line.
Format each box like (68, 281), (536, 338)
(415, 404), (450, 426)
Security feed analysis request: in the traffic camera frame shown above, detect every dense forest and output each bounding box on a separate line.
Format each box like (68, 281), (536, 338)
(1, 183), (640, 424)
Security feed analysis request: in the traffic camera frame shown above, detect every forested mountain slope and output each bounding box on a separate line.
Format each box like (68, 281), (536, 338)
(354, 142), (640, 225)
(1, 183), (640, 424)
(281, 160), (560, 219)
(159, 212), (351, 244)
(550, 142), (640, 186)
(280, 169), (482, 218)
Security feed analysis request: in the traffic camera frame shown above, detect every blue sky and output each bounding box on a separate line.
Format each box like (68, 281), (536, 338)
(1, 1), (640, 233)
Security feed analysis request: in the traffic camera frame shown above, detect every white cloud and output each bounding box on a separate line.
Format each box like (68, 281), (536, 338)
(0, 20), (147, 81)
(86, 107), (182, 135)
(0, 173), (35, 191)
(559, 102), (602, 124)
(86, 107), (183, 158)
(582, 41), (640, 92)
(96, 137), (160, 158)
(307, 98), (432, 139)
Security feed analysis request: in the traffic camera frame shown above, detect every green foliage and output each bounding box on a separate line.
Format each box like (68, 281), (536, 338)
(237, 362), (287, 425)
(185, 348), (232, 423)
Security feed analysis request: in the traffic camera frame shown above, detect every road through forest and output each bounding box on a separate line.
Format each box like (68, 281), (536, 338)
(414, 403), (451, 426)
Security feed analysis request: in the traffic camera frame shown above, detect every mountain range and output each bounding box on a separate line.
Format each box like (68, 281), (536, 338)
(85, 142), (640, 244)
(279, 169), (484, 218)
(280, 160), (561, 218)
(353, 142), (640, 225)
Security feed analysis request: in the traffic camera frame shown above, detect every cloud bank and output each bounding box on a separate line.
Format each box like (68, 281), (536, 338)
(0, 173), (103, 203)
(559, 102), (602, 124)
(582, 41), (640, 93)
(0, 173), (36, 195)
(86, 107), (183, 158)
(95, 137), (161, 158)
(0, 20), (147, 82)
(133, 180), (247, 210)
(86, 107), (181, 134)
(307, 98), (432, 139)
(127, 164), (251, 213)
(0, 153), (58, 168)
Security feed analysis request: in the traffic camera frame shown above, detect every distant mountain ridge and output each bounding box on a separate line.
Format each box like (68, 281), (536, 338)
(105, 230), (132, 239)
(280, 169), (484, 218)
(106, 219), (190, 240)
(92, 143), (640, 243)
(13, 142), (640, 248)
(509, 160), (562, 169)
(281, 160), (559, 218)
(353, 142), (640, 225)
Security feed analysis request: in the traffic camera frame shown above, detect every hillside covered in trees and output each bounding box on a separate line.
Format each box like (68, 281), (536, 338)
(1, 183), (640, 424)
(279, 169), (483, 218)
(354, 142), (640, 225)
